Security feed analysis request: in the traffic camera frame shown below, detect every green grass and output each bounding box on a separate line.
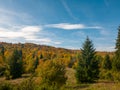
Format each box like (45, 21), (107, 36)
(64, 68), (120, 90)
(64, 81), (120, 90)
(0, 68), (120, 90)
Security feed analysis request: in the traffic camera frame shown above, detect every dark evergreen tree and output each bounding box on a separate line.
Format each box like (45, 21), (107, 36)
(7, 49), (23, 79)
(0, 44), (5, 62)
(0, 44), (5, 76)
(33, 56), (39, 73)
(76, 37), (99, 83)
(0, 44), (4, 56)
(102, 54), (112, 70)
(40, 54), (43, 59)
(113, 26), (120, 71)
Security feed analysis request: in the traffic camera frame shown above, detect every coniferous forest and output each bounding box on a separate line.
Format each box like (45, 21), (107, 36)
(0, 27), (120, 90)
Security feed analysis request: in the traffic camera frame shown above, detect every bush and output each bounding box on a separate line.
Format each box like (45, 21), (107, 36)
(112, 72), (120, 82)
(17, 77), (35, 90)
(99, 69), (120, 82)
(0, 66), (5, 76)
(36, 60), (67, 89)
(99, 70), (113, 80)
(0, 82), (13, 90)
(36, 83), (59, 90)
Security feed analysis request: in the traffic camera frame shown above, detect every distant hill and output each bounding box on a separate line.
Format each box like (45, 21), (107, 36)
(0, 42), (114, 74)
(0, 42), (114, 57)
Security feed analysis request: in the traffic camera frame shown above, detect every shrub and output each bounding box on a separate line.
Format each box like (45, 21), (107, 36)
(0, 82), (13, 90)
(17, 77), (35, 90)
(99, 69), (113, 80)
(36, 60), (67, 89)
(112, 72), (120, 82)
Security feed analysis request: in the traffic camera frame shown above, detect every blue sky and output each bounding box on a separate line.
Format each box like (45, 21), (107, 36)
(0, 0), (119, 51)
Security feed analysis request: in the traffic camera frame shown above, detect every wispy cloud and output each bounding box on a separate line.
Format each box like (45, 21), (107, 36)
(0, 25), (62, 45)
(96, 46), (115, 51)
(100, 29), (110, 36)
(0, 26), (41, 39)
(0, 8), (33, 26)
(46, 23), (102, 30)
(26, 38), (52, 44)
(60, 0), (78, 20)
(0, 8), (61, 45)
(104, 0), (110, 7)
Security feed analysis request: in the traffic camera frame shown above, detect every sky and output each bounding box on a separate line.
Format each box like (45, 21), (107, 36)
(0, 0), (120, 51)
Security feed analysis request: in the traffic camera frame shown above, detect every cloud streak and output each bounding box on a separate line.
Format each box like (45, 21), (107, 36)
(0, 8), (33, 27)
(0, 8), (62, 45)
(0, 26), (41, 39)
(96, 46), (115, 51)
(60, 0), (78, 20)
(104, 0), (110, 7)
(46, 23), (102, 30)
(0, 25), (62, 45)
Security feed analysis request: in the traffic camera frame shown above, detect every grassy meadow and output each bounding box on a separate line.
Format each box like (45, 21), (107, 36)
(0, 68), (120, 90)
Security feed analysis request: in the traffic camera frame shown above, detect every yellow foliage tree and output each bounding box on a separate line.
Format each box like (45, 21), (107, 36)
(36, 60), (67, 89)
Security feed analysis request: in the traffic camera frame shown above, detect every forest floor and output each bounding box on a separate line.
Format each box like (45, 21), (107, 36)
(0, 68), (120, 90)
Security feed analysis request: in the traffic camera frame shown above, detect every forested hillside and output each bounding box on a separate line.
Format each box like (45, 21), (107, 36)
(0, 42), (113, 73)
(0, 41), (117, 90)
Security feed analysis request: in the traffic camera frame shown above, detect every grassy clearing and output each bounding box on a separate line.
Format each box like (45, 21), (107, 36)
(65, 68), (120, 90)
(63, 81), (120, 90)
(0, 74), (30, 85)
(0, 68), (120, 90)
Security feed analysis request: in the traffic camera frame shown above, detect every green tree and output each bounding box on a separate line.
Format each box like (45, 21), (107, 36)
(5, 49), (23, 79)
(33, 56), (39, 73)
(0, 44), (4, 56)
(40, 54), (43, 59)
(76, 37), (99, 83)
(0, 45), (5, 76)
(102, 54), (112, 70)
(113, 26), (120, 71)
(99, 54), (113, 80)
(36, 60), (67, 89)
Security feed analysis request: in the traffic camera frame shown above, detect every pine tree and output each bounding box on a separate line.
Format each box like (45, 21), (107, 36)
(102, 54), (112, 70)
(113, 26), (120, 71)
(40, 54), (43, 59)
(0, 44), (5, 62)
(0, 44), (4, 56)
(33, 56), (39, 73)
(6, 49), (23, 79)
(0, 45), (5, 76)
(76, 37), (99, 83)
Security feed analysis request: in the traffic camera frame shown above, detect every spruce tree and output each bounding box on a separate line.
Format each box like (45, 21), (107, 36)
(0, 44), (5, 76)
(113, 26), (120, 71)
(7, 49), (23, 79)
(33, 56), (39, 73)
(102, 54), (112, 70)
(0, 44), (4, 56)
(76, 37), (99, 83)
